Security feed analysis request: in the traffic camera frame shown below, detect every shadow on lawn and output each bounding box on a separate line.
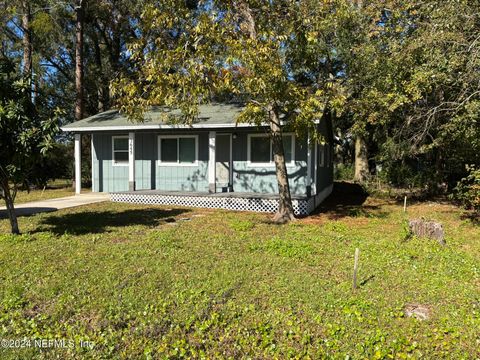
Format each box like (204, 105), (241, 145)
(311, 181), (389, 220)
(35, 208), (190, 235)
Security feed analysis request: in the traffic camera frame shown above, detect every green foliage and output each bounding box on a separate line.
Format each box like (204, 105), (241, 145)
(378, 158), (437, 189)
(400, 218), (411, 242)
(336, 1), (480, 189)
(0, 57), (61, 233)
(229, 219), (255, 232)
(250, 236), (315, 259)
(112, 1), (349, 138)
(30, 143), (73, 187)
(335, 163), (355, 181)
(322, 221), (349, 234)
(3, 0), (480, 200)
(451, 166), (480, 214)
(0, 59), (59, 184)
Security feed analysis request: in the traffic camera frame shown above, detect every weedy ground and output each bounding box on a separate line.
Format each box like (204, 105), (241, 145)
(0, 186), (479, 359)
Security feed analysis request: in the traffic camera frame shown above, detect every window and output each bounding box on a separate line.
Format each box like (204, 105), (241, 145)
(158, 136), (197, 166)
(248, 134), (295, 166)
(112, 136), (129, 166)
(319, 144), (325, 167)
(326, 145), (330, 167)
(250, 136), (271, 163)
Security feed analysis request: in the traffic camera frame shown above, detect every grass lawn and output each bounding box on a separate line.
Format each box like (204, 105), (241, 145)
(12, 180), (91, 204)
(0, 189), (478, 359)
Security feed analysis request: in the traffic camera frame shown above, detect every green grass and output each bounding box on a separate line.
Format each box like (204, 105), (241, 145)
(11, 180), (91, 204)
(0, 197), (478, 359)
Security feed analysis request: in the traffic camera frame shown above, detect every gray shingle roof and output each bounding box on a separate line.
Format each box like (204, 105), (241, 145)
(62, 103), (247, 132)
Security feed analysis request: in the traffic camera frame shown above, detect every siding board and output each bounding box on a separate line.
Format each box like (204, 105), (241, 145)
(92, 128), (329, 197)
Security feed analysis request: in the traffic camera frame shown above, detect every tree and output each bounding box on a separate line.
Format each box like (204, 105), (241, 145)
(0, 58), (59, 234)
(341, 1), (480, 188)
(20, 0), (32, 78)
(113, 0), (348, 223)
(75, 0), (85, 121)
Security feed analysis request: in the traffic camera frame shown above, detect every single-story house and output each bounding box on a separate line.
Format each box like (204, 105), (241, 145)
(61, 103), (333, 215)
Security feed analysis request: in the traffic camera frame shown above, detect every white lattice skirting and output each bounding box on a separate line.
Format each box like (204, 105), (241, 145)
(110, 185), (333, 216)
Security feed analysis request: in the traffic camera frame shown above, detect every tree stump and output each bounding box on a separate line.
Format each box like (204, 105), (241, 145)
(408, 218), (446, 245)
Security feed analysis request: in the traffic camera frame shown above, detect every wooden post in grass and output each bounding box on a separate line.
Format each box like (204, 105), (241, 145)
(403, 196), (407, 213)
(353, 248), (360, 290)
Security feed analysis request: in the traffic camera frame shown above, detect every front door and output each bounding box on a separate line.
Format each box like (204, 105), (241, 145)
(215, 134), (232, 192)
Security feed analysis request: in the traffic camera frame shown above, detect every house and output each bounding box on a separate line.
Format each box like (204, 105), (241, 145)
(61, 103), (333, 215)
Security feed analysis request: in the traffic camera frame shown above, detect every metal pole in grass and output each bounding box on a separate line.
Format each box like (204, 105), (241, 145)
(353, 248), (360, 290)
(403, 196), (407, 213)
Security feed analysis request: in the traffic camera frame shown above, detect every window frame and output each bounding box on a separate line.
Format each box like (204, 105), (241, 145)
(112, 135), (129, 167)
(157, 135), (199, 167)
(247, 133), (295, 167)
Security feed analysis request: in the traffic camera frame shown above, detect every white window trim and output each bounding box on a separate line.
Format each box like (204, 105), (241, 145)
(247, 133), (296, 167)
(112, 135), (129, 167)
(157, 135), (199, 167)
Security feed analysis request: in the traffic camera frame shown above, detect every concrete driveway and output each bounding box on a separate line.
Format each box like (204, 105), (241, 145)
(0, 193), (110, 217)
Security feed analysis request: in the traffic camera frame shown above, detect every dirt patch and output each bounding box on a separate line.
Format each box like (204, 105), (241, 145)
(404, 303), (432, 320)
(111, 237), (131, 244)
(301, 182), (392, 224)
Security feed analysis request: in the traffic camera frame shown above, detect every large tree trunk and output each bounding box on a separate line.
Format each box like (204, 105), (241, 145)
(75, 0), (85, 121)
(354, 135), (369, 183)
(111, 12), (122, 75)
(2, 184), (19, 234)
(269, 106), (295, 223)
(21, 0), (32, 78)
(92, 30), (109, 112)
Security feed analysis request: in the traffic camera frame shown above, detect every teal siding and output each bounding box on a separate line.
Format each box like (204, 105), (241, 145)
(231, 132), (308, 196)
(92, 133), (129, 192)
(315, 119), (334, 193)
(93, 132), (208, 193)
(155, 163), (208, 191)
(135, 133), (155, 190)
(155, 132), (209, 191)
(92, 126), (332, 197)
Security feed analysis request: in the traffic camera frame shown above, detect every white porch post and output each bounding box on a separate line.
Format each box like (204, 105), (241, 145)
(91, 134), (95, 192)
(128, 132), (135, 191)
(306, 131), (312, 197)
(208, 131), (216, 193)
(74, 133), (81, 194)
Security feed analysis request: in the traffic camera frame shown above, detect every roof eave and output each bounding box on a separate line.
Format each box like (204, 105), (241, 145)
(60, 122), (260, 132)
(61, 119), (320, 132)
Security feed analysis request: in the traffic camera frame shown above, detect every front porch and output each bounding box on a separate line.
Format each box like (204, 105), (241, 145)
(64, 104), (334, 216)
(110, 185), (333, 216)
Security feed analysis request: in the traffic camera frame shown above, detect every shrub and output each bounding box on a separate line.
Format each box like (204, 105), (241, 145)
(335, 163), (355, 181)
(451, 165), (480, 213)
(31, 143), (73, 187)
